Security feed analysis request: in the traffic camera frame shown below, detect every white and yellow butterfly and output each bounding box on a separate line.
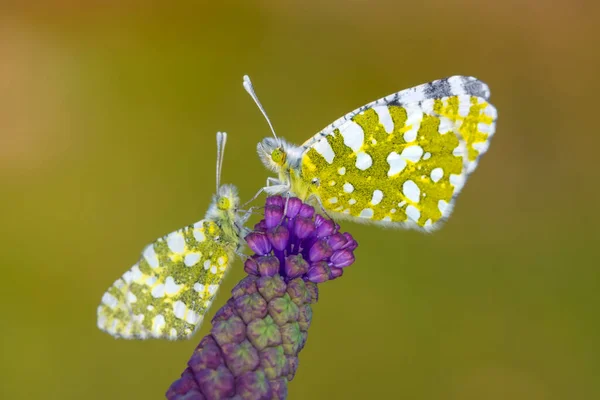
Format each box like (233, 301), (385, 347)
(244, 75), (497, 231)
(97, 132), (250, 340)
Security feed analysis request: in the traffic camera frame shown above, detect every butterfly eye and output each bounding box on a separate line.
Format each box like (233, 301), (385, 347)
(217, 197), (231, 210)
(271, 148), (286, 165)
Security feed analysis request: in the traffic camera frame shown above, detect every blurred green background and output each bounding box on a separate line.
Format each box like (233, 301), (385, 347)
(2, 1), (599, 399)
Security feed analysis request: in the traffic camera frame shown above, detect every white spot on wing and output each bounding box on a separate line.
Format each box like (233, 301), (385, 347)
(359, 208), (374, 218)
(403, 180), (421, 203)
(165, 276), (182, 296)
(420, 99), (434, 114)
(152, 314), (166, 335)
(167, 232), (186, 253)
(423, 152), (431, 160)
(194, 283), (205, 293)
(448, 76), (463, 95)
(123, 265), (143, 284)
(485, 104), (498, 119)
(450, 174), (465, 191)
(328, 197), (338, 204)
(387, 145), (424, 176)
(387, 152), (406, 176)
(313, 138), (335, 164)
(207, 284), (218, 296)
(403, 103), (423, 142)
(343, 183), (354, 193)
(341, 121), (364, 153)
(186, 310), (201, 325)
(371, 190), (384, 205)
(97, 313), (107, 329)
(348, 198), (357, 205)
(453, 144), (465, 157)
(401, 145), (424, 163)
(406, 205), (421, 222)
(193, 228), (206, 242)
(151, 284), (165, 298)
(126, 291), (137, 304)
(338, 167), (346, 175)
(466, 159), (479, 174)
(184, 252), (201, 267)
(438, 117), (454, 134)
(373, 106), (394, 133)
(477, 122), (494, 136)
(438, 200), (449, 215)
(430, 168), (444, 183)
(458, 98), (470, 117)
(121, 323), (132, 338)
(173, 300), (187, 319)
(146, 275), (157, 286)
(396, 84), (426, 104)
(472, 141), (489, 154)
(355, 152), (373, 170)
(102, 293), (118, 309)
(143, 245), (159, 269)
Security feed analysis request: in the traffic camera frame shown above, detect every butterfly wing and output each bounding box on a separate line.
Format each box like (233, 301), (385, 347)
(300, 77), (496, 231)
(97, 219), (237, 339)
(304, 76), (491, 147)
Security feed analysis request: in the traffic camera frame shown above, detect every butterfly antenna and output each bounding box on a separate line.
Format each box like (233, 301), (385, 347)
(243, 75), (279, 141)
(215, 131), (227, 192)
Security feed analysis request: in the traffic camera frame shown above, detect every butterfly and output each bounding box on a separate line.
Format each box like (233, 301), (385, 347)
(244, 75), (497, 231)
(97, 132), (250, 340)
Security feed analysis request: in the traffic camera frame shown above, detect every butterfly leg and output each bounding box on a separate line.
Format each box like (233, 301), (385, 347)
(277, 191), (293, 227)
(266, 176), (292, 194)
(277, 171), (295, 225)
(307, 193), (335, 221)
(241, 178), (271, 209)
(238, 206), (259, 224)
(235, 248), (250, 261)
(241, 177), (290, 209)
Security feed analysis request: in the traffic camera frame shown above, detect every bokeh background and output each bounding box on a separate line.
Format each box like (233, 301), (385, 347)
(2, 1), (599, 399)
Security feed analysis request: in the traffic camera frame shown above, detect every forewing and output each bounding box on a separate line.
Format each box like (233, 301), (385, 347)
(304, 76), (491, 148)
(97, 220), (236, 340)
(301, 94), (496, 231)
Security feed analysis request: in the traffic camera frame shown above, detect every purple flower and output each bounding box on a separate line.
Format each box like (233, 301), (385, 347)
(166, 196), (358, 400)
(246, 232), (272, 255)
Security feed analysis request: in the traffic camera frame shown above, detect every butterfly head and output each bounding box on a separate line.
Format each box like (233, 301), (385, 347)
(257, 137), (288, 173)
(207, 183), (240, 222)
(217, 183), (240, 211)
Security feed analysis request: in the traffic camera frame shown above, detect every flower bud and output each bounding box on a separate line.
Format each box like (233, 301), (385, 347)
(330, 249), (355, 268)
(306, 261), (331, 283)
(267, 225), (289, 251)
(245, 233), (272, 256)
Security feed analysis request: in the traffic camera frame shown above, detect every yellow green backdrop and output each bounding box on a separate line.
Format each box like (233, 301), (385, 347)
(2, 1), (598, 399)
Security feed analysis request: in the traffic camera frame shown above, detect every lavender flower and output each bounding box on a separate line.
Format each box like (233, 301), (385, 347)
(166, 196), (358, 400)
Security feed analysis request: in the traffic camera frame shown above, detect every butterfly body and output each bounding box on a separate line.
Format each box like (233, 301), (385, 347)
(255, 76), (497, 231)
